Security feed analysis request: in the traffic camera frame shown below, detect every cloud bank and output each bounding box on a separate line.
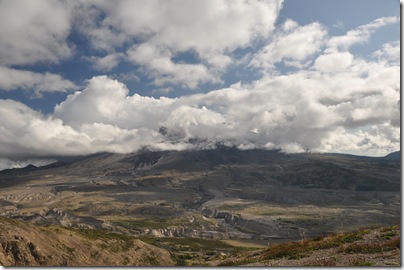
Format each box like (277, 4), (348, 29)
(0, 1), (399, 163)
(70, 0), (284, 88)
(0, 0), (77, 95)
(0, 0), (284, 93)
(1, 48), (399, 158)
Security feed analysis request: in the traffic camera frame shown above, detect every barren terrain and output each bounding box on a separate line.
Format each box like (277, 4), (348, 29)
(0, 147), (400, 266)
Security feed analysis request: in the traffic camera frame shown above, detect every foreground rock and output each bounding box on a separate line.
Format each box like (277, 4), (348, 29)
(0, 216), (174, 266)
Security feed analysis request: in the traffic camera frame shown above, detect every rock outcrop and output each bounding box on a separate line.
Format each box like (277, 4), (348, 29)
(13, 208), (109, 230)
(0, 216), (174, 266)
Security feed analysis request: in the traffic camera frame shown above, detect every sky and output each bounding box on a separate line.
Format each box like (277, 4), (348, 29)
(0, 0), (400, 169)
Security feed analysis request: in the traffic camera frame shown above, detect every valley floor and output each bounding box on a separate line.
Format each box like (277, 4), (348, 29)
(0, 149), (400, 266)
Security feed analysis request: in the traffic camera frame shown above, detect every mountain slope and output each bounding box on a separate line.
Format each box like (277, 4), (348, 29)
(0, 148), (400, 250)
(383, 151), (401, 160)
(212, 225), (400, 267)
(0, 216), (174, 266)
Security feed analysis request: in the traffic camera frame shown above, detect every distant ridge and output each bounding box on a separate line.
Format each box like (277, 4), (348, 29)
(0, 164), (38, 174)
(383, 151), (400, 160)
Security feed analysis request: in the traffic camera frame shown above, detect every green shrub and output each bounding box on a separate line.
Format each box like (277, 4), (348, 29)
(304, 257), (337, 266)
(340, 237), (400, 254)
(379, 231), (397, 240)
(261, 241), (308, 260)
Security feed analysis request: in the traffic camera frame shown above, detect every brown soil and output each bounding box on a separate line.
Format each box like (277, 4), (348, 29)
(0, 216), (174, 266)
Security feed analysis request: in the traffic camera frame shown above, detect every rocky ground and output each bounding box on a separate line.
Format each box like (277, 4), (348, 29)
(0, 216), (174, 266)
(0, 215), (399, 267)
(209, 225), (400, 267)
(0, 148), (400, 266)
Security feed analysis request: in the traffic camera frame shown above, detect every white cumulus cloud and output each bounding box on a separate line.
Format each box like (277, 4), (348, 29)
(0, 66), (77, 95)
(1, 51), (398, 159)
(0, 0), (73, 66)
(325, 16), (399, 53)
(314, 52), (354, 73)
(73, 0), (284, 88)
(0, 7), (399, 163)
(0, 0), (76, 95)
(251, 19), (327, 70)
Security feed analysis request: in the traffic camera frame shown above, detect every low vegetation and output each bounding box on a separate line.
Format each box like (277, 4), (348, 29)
(0, 149), (400, 266)
(216, 225), (400, 267)
(0, 216), (175, 266)
(139, 236), (255, 266)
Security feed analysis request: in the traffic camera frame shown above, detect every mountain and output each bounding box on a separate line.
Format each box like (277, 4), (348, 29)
(383, 151), (401, 160)
(0, 148), (400, 266)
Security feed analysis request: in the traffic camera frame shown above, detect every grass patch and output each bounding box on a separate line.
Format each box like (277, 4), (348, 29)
(0, 215), (20, 227)
(240, 228), (370, 263)
(144, 255), (159, 266)
(349, 257), (377, 266)
(378, 225), (399, 240)
(172, 254), (191, 266)
(68, 227), (131, 241)
(261, 241), (310, 260)
(66, 227), (135, 252)
(380, 225), (399, 232)
(140, 236), (244, 252)
(98, 242), (109, 250)
(309, 230), (365, 251)
(65, 246), (75, 255)
(262, 229), (366, 260)
(304, 257), (337, 266)
(218, 226), (396, 266)
(122, 256), (130, 266)
(356, 261), (376, 266)
(139, 236), (251, 265)
(339, 237), (400, 254)
(90, 250), (99, 259)
(379, 231), (397, 240)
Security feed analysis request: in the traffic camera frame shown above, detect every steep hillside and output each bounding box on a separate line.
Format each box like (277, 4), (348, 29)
(0, 216), (174, 266)
(0, 216), (398, 267)
(383, 151), (401, 160)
